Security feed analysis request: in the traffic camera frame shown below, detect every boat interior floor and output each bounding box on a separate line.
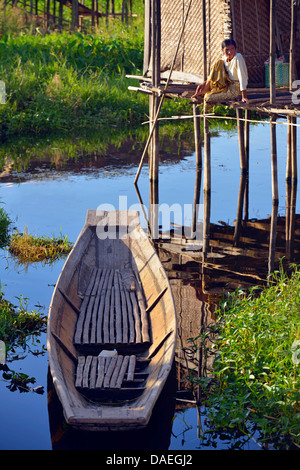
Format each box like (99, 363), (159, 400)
(73, 266), (152, 400)
(75, 353), (150, 402)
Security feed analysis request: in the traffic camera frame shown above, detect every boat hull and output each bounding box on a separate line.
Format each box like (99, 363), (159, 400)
(47, 210), (177, 431)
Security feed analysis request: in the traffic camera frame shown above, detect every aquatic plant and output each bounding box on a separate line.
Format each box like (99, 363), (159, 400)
(191, 264), (300, 449)
(9, 229), (73, 264)
(0, 203), (11, 247)
(0, 289), (47, 352)
(0, 288), (46, 393)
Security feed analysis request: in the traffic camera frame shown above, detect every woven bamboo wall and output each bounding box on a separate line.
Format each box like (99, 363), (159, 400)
(159, 0), (226, 80)
(232, 0), (296, 86)
(145, 0), (300, 87)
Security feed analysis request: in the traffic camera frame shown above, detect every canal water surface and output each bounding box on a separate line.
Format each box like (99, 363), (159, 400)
(0, 121), (299, 450)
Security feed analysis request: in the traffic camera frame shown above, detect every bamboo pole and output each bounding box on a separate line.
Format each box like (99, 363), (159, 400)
(288, 116), (297, 259)
(202, 0), (207, 81)
(59, 0), (63, 29)
(134, 0), (193, 184)
(244, 109), (250, 220)
(269, 0), (276, 105)
(233, 173), (247, 245)
(289, 0), (297, 91)
(268, 116), (278, 276)
(149, 0), (160, 186)
(203, 116), (211, 257)
(286, 115), (292, 256)
(191, 103), (202, 239)
(143, 0), (151, 75)
(236, 108), (247, 172)
(72, 0), (79, 30)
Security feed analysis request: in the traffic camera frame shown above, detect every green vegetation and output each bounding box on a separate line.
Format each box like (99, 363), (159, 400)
(0, 288), (46, 355)
(0, 0), (190, 138)
(0, 203), (11, 247)
(0, 288), (46, 392)
(9, 229), (73, 264)
(191, 264), (300, 449)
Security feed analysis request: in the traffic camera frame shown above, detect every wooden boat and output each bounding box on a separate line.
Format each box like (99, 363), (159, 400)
(47, 210), (177, 431)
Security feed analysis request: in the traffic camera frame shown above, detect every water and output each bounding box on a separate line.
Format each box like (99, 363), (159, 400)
(0, 121), (299, 450)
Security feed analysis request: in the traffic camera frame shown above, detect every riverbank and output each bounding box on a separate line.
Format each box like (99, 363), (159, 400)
(0, 1), (192, 139)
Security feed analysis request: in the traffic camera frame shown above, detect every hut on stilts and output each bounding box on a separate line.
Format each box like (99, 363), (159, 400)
(129, 0), (300, 276)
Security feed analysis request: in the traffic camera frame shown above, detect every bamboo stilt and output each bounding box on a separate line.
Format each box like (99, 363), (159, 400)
(203, 116), (211, 257)
(286, 115), (292, 257)
(134, 0), (193, 185)
(269, 0), (276, 105)
(149, 0), (160, 184)
(72, 0), (79, 30)
(191, 103), (202, 239)
(289, 0), (297, 91)
(202, 0), (207, 81)
(268, 116), (278, 276)
(233, 173), (247, 245)
(244, 109), (250, 220)
(236, 108), (247, 172)
(288, 116), (297, 259)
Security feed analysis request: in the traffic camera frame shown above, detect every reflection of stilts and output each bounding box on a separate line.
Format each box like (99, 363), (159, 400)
(203, 115), (211, 258)
(244, 110), (250, 220)
(234, 173), (247, 246)
(286, 116), (298, 261)
(234, 108), (249, 245)
(268, 115), (278, 276)
(191, 103), (202, 239)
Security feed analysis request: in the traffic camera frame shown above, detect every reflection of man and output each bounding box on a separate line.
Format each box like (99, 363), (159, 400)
(0, 80), (6, 104)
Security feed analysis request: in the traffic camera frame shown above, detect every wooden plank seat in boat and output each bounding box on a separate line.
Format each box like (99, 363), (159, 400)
(75, 353), (149, 401)
(74, 267), (151, 354)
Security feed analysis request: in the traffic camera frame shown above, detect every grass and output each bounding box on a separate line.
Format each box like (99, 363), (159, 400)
(0, 0), (192, 138)
(9, 229), (73, 264)
(190, 264), (300, 449)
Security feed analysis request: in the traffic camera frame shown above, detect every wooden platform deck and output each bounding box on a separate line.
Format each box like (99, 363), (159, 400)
(128, 76), (299, 116)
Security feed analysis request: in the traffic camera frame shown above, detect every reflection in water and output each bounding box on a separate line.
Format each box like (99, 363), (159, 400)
(1, 123), (300, 449)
